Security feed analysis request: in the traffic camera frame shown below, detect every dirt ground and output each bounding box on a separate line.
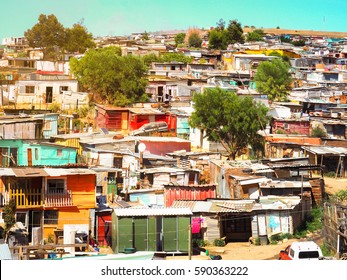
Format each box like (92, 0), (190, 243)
(166, 232), (326, 261)
(323, 177), (347, 196)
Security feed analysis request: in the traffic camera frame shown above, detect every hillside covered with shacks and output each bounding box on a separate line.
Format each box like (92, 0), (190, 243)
(0, 24), (347, 260)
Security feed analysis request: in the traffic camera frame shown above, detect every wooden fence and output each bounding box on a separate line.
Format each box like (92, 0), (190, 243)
(323, 202), (347, 259)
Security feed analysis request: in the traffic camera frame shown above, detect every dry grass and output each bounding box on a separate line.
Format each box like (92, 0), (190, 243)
(244, 27), (347, 38)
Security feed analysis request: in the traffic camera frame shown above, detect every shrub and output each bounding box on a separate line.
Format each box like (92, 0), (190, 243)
(193, 239), (209, 247)
(270, 233), (293, 243)
(332, 190), (347, 203)
(293, 206), (323, 238)
(320, 242), (332, 256)
(311, 126), (327, 138)
(213, 238), (226, 247)
(325, 171), (336, 178)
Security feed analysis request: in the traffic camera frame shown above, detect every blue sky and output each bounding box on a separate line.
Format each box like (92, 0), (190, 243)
(1, 0), (346, 40)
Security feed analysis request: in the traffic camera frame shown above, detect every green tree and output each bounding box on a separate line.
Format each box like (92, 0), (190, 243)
(246, 29), (265, 42)
(208, 29), (228, 50)
(189, 88), (269, 160)
(142, 31), (150, 40)
(292, 40), (306, 46)
(70, 46), (148, 106)
(280, 35), (292, 43)
(4, 199), (16, 243)
(225, 19), (245, 44)
(174, 33), (186, 46)
(25, 14), (65, 60)
(64, 21), (96, 53)
(254, 59), (292, 102)
(188, 32), (202, 48)
(216, 18), (226, 31)
(208, 19), (244, 49)
(142, 52), (159, 66)
(268, 51), (282, 57)
(159, 52), (193, 63)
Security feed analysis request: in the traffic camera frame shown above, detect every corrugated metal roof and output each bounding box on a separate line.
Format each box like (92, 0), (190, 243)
(142, 167), (186, 174)
(193, 201), (213, 212)
(0, 244), (13, 260)
(43, 168), (96, 176)
(216, 200), (254, 213)
(254, 196), (301, 210)
(171, 200), (196, 210)
(128, 107), (164, 115)
(0, 168), (16, 176)
(12, 168), (48, 177)
(302, 146), (347, 155)
(260, 180), (311, 189)
(126, 136), (191, 143)
(79, 138), (118, 145)
(114, 207), (192, 216)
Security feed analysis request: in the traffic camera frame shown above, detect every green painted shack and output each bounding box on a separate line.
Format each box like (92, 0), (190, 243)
(0, 140), (77, 167)
(112, 207), (192, 253)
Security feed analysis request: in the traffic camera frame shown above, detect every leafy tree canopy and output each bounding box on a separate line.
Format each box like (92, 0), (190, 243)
(174, 33), (186, 46)
(4, 199), (16, 242)
(246, 29), (265, 42)
(70, 46), (148, 106)
(25, 14), (95, 60)
(189, 88), (269, 160)
(226, 19), (245, 44)
(208, 29), (229, 50)
(64, 21), (96, 53)
(216, 18), (226, 31)
(188, 33), (202, 48)
(25, 14), (65, 60)
(254, 59), (292, 102)
(208, 18), (244, 49)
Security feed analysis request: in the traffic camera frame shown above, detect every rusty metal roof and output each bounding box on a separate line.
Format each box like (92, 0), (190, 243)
(209, 199), (255, 213)
(12, 168), (49, 177)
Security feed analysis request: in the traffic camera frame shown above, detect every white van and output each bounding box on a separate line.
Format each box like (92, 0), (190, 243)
(279, 241), (323, 260)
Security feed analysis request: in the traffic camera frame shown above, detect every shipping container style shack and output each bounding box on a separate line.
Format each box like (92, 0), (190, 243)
(112, 207), (192, 253)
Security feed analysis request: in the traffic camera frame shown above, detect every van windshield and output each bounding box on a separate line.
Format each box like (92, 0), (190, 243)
(298, 251), (320, 259)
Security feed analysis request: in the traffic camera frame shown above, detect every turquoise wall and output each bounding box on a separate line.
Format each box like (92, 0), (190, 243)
(0, 140), (77, 166)
(24, 144), (77, 166)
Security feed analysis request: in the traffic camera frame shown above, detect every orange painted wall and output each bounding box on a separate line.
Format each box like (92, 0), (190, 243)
(43, 174), (96, 240)
(44, 208), (91, 239)
(67, 174), (96, 209)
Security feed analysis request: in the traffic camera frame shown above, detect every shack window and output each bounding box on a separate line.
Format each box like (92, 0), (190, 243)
(43, 119), (51, 130)
(57, 149), (62, 156)
(9, 148), (18, 167)
(16, 212), (27, 226)
(47, 179), (65, 193)
(25, 86), (35, 94)
(0, 147), (9, 167)
(35, 148), (39, 160)
(60, 86), (69, 94)
(44, 210), (58, 224)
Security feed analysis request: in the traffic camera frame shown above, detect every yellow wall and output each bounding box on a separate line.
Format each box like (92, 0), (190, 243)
(44, 208), (91, 241)
(244, 49), (301, 58)
(55, 138), (83, 155)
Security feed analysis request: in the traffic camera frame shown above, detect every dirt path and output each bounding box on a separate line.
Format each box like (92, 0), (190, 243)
(166, 236), (324, 260)
(166, 240), (295, 260)
(324, 177), (347, 195)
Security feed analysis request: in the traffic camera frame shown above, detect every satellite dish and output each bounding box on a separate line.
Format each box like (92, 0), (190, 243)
(138, 143), (146, 152)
